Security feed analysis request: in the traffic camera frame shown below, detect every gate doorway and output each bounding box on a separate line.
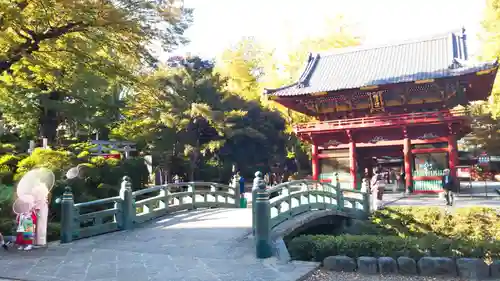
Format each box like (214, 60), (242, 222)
(357, 145), (405, 193)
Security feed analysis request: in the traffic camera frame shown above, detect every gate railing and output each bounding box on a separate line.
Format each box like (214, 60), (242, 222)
(294, 108), (470, 133)
(60, 176), (240, 243)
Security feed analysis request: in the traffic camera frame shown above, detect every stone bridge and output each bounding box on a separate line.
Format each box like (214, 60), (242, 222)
(0, 175), (370, 281)
(251, 179), (370, 259)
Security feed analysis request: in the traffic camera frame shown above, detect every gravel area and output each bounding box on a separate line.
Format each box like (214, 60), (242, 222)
(303, 269), (491, 281)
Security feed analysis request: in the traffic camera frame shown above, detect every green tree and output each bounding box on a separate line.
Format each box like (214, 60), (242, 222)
(461, 102), (500, 155)
(216, 16), (361, 175)
(480, 0), (500, 117)
(215, 37), (267, 101)
(0, 0), (192, 141)
(114, 57), (247, 180)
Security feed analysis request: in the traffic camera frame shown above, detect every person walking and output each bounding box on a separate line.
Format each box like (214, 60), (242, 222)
(442, 169), (456, 206)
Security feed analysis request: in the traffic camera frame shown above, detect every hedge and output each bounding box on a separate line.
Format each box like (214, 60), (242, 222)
(288, 234), (500, 263)
(348, 207), (500, 241)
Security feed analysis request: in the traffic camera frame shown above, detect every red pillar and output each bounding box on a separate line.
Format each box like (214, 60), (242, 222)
(349, 141), (357, 189)
(311, 144), (319, 180)
(403, 137), (413, 193)
(448, 135), (458, 179)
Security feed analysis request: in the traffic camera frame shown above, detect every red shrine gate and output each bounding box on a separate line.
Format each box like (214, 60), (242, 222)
(299, 109), (466, 193)
(264, 30), (498, 194)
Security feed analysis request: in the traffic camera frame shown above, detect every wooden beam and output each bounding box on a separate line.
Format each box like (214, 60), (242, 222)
(412, 137), (448, 144)
(411, 147), (447, 154)
(360, 85), (379, 91)
(415, 79), (435, 84)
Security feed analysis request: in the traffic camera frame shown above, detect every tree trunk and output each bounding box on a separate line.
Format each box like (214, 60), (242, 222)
(189, 150), (199, 181)
(97, 127), (110, 140)
(38, 91), (62, 143)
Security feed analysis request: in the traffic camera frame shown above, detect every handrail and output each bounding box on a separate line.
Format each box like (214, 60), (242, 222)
(74, 196), (121, 208)
(294, 109), (469, 132)
(254, 179), (371, 232)
(133, 182), (228, 196)
(60, 180), (240, 243)
(132, 185), (165, 196)
(266, 179), (312, 194)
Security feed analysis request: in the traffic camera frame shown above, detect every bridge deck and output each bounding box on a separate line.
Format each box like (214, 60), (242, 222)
(0, 208), (318, 281)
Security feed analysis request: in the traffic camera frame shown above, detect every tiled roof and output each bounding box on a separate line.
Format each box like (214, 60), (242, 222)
(264, 31), (498, 97)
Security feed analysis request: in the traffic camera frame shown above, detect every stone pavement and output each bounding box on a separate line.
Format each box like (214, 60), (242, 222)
(0, 208), (318, 281)
(380, 181), (500, 208)
(385, 195), (500, 208)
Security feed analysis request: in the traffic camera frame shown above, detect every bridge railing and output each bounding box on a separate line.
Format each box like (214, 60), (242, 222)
(60, 176), (240, 243)
(133, 182), (238, 224)
(252, 179), (370, 233)
(71, 196), (122, 240)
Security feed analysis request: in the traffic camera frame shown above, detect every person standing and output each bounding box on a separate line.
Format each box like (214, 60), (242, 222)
(264, 173), (270, 186)
(442, 169), (456, 206)
(173, 174), (180, 184)
(361, 177), (369, 193)
(370, 169), (385, 210)
(16, 210), (37, 251)
(237, 172), (245, 196)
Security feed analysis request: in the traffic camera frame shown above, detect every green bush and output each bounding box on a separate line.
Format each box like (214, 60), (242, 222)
(0, 143), (16, 154)
(0, 184), (15, 235)
(47, 222), (61, 242)
(0, 154), (21, 185)
(15, 148), (73, 181)
(367, 207), (500, 241)
(288, 234), (500, 262)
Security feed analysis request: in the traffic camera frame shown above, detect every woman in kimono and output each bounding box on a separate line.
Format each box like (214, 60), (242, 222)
(16, 210), (37, 251)
(370, 169), (385, 211)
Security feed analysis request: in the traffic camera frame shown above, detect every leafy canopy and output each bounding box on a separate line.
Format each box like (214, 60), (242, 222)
(0, 0), (192, 138)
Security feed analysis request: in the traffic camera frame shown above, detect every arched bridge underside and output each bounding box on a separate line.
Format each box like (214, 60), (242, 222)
(253, 180), (370, 260)
(271, 209), (357, 241)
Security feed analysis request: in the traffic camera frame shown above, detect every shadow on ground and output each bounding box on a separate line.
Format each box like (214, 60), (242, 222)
(0, 208), (318, 281)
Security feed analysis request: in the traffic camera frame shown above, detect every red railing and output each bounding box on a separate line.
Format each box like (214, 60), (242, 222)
(294, 109), (469, 133)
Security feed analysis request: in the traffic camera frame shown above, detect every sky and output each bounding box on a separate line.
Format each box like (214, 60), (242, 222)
(164, 0), (486, 61)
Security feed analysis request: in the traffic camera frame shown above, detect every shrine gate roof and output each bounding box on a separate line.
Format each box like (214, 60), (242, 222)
(264, 30), (498, 97)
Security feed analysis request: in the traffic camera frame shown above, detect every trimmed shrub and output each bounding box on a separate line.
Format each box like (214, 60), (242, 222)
(367, 207), (500, 241)
(288, 234), (500, 262)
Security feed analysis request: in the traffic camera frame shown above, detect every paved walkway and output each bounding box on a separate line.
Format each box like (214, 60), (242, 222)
(382, 181), (500, 208)
(0, 208), (318, 281)
(385, 195), (500, 208)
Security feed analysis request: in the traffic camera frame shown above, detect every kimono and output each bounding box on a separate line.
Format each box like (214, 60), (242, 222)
(16, 211), (37, 246)
(370, 173), (385, 211)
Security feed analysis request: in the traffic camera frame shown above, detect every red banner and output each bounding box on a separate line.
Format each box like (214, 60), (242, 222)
(103, 154), (121, 160)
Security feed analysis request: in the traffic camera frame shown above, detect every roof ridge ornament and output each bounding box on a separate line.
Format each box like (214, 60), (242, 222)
(449, 58), (465, 69)
(297, 53), (319, 88)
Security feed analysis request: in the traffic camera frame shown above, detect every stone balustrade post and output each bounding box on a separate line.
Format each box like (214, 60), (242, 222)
(253, 171), (272, 259)
(363, 191), (371, 214)
(337, 188), (344, 211)
(119, 176), (134, 230)
(60, 186), (75, 244)
(252, 187), (257, 235)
